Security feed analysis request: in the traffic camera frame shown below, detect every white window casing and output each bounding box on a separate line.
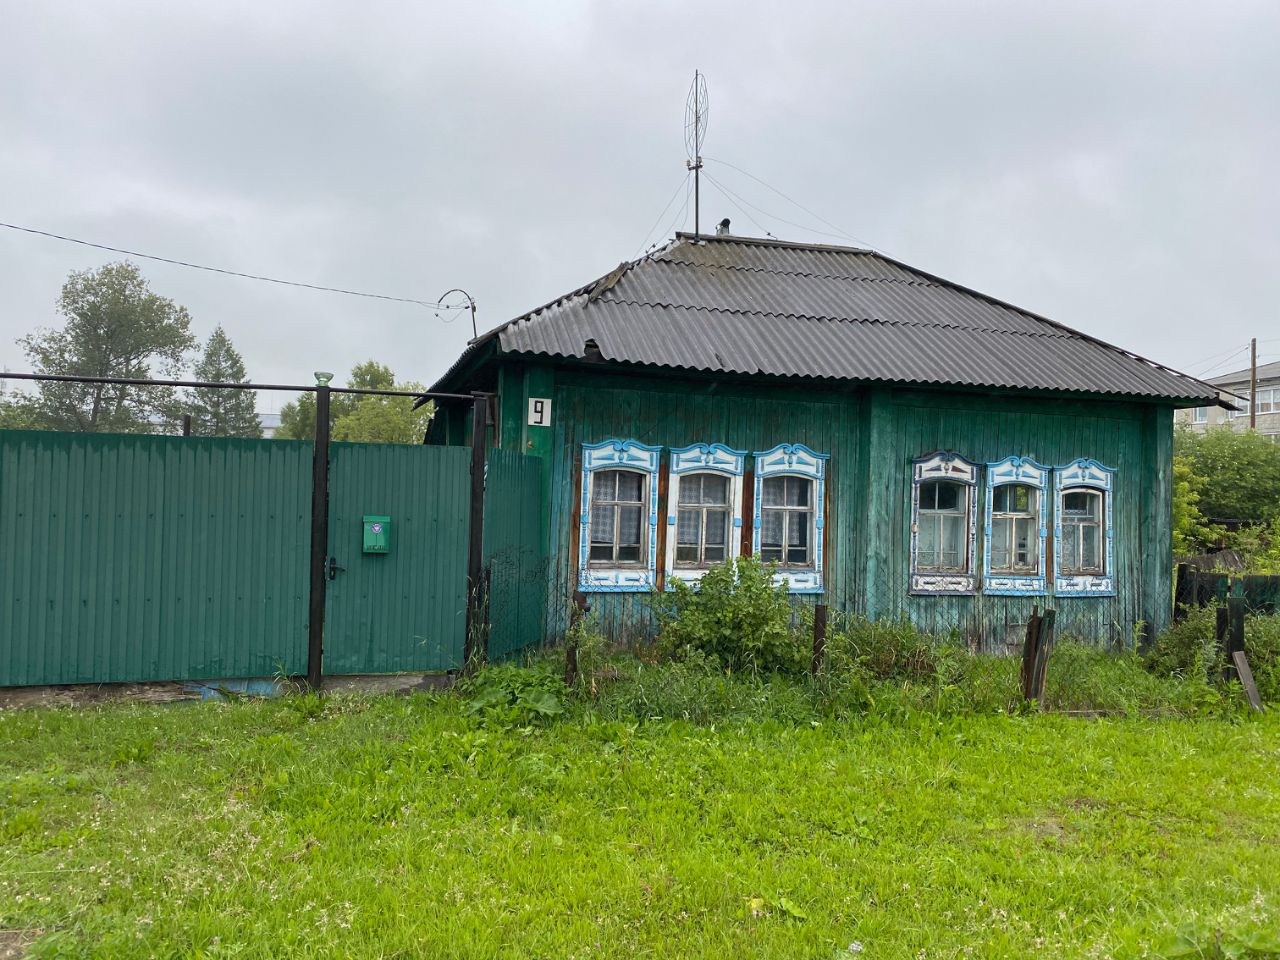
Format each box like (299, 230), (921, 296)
(751, 443), (829, 594)
(1053, 458), (1116, 597)
(578, 440), (661, 592)
(910, 451), (978, 595)
(983, 456), (1049, 595)
(665, 443), (747, 587)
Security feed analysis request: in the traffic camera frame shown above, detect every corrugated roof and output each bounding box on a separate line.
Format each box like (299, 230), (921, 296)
(435, 233), (1220, 404)
(1211, 359), (1280, 387)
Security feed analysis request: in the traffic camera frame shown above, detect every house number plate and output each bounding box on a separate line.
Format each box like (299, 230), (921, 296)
(527, 397), (552, 427)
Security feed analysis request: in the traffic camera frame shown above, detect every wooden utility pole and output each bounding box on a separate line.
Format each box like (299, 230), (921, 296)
(1249, 337), (1258, 428)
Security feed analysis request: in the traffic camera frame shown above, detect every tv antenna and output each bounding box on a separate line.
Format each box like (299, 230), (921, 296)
(684, 70), (709, 236)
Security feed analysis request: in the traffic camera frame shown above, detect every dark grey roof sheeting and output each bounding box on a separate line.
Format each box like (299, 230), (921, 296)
(444, 235), (1218, 403)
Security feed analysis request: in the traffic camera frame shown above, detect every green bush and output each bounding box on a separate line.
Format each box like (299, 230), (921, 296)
(1246, 612), (1280, 702)
(456, 663), (565, 728)
(824, 613), (943, 681)
(656, 556), (805, 675)
(1145, 607), (1223, 680)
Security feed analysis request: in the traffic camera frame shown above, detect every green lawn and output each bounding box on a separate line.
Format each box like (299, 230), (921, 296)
(2, 695), (1279, 959)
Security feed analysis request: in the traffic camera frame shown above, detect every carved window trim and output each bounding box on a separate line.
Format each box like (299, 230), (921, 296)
(577, 440), (661, 592)
(1053, 458), (1116, 597)
(909, 451), (979, 595)
(665, 443), (747, 588)
(983, 456), (1049, 596)
(751, 443), (829, 594)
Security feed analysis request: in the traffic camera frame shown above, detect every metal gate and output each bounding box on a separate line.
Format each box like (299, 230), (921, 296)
(322, 442), (472, 674)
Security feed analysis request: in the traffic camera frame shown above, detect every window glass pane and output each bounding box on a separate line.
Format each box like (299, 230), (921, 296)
(1014, 517), (1036, 567)
(761, 510), (784, 549)
(941, 514), (964, 569)
(589, 543), (613, 561)
(701, 474), (729, 505)
(677, 475), (700, 505)
(762, 476), (786, 507)
(617, 544), (641, 563)
(675, 544), (699, 563)
(590, 509), (614, 547)
(704, 545), (726, 563)
(592, 471), (616, 503)
(704, 510), (728, 546)
(998, 484), (1032, 513)
(990, 517), (1011, 570)
(786, 477), (811, 507)
(1081, 524), (1101, 571)
(618, 505), (642, 547)
(615, 471), (643, 503)
(1063, 490), (1099, 518)
(676, 509), (700, 546)
(922, 480), (961, 512)
(1062, 524), (1080, 571)
(918, 517), (940, 568)
(787, 513), (810, 565)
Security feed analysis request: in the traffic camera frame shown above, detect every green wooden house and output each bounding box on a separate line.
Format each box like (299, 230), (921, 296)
(431, 232), (1222, 649)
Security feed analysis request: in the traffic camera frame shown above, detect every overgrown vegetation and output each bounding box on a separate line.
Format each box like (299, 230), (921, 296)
(1174, 425), (1280, 571)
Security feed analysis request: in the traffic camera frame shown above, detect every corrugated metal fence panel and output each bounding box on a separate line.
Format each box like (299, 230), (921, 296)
(0, 430), (311, 686)
(322, 443), (470, 674)
(484, 448), (546, 660)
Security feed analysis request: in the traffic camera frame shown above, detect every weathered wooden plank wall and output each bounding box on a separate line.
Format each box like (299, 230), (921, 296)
(506, 363), (1174, 650)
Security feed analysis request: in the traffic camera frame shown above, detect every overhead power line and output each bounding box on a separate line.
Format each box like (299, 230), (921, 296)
(0, 220), (469, 310)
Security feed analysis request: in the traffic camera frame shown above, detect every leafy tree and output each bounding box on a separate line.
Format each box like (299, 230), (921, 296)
(276, 360), (431, 443)
(185, 326), (261, 437)
(1175, 426), (1280, 526)
(1171, 455), (1221, 554)
(13, 262), (195, 432)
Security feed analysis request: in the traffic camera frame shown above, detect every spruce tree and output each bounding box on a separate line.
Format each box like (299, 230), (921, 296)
(187, 326), (261, 437)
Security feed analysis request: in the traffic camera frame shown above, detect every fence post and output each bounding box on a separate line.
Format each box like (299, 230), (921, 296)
(306, 374), (333, 691)
(181, 413), (192, 437)
(1173, 562), (1189, 622)
(464, 393), (490, 666)
(811, 604), (828, 675)
(1225, 596), (1247, 683)
(565, 590), (589, 687)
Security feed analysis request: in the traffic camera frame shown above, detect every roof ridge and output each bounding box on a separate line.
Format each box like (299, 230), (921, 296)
(596, 296), (1079, 340)
(655, 252), (939, 289)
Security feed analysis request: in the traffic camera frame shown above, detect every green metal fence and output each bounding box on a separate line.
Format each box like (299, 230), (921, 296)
(0, 430), (547, 687)
(0, 431), (313, 685)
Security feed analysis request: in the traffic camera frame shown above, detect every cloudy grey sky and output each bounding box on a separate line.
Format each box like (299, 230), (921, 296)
(2, 1), (1278, 408)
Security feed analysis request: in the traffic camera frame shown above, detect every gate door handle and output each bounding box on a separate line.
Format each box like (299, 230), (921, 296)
(328, 557), (346, 580)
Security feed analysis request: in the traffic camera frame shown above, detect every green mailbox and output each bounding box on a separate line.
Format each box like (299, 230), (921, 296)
(362, 516), (391, 554)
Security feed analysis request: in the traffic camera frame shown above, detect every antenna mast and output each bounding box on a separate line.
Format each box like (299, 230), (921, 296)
(684, 71), (709, 236)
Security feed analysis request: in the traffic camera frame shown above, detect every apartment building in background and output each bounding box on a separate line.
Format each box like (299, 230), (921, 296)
(1176, 360), (1280, 441)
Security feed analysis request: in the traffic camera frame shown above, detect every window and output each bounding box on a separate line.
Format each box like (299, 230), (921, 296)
(1227, 395), (1249, 420)
(589, 470), (645, 565)
(1192, 407), (1208, 424)
(1257, 388), (1277, 414)
(760, 476), (813, 566)
(1060, 489), (1103, 574)
(916, 480), (967, 571)
(983, 456), (1048, 595)
(1053, 458), (1115, 596)
(666, 443), (746, 586)
(578, 440), (660, 592)
(910, 452), (978, 594)
(752, 443), (829, 593)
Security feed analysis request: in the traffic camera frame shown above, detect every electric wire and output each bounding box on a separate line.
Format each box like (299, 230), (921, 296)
(704, 156), (877, 248)
(700, 171), (869, 246)
(0, 220), (468, 310)
(1191, 345), (1251, 378)
(702, 173), (777, 239)
(633, 173), (691, 260)
(642, 175), (693, 258)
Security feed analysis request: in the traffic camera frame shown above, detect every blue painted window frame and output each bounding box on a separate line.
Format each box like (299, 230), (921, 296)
(983, 456), (1049, 596)
(666, 443), (748, 589)
(578, 439), (661, 592)
(1053, 458), (1116, 597)
(909, 451), (979, 596)
(751, 443), (829, 594)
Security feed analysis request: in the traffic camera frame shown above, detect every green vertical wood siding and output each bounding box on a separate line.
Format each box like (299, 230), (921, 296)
(323, 443), (471, 674)
(0, 431), (312, 685)
(543, 371), (863, 641)
(502, 365), (1174, 649)
(484, 448), (547, 660)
